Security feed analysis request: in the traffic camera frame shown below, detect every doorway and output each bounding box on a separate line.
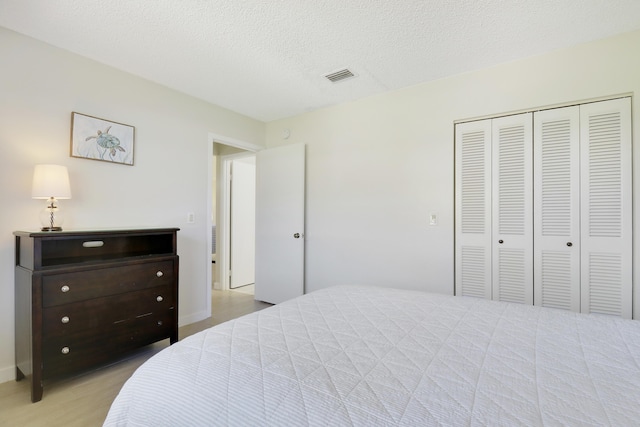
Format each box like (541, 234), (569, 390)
(211, 138), (259, 298)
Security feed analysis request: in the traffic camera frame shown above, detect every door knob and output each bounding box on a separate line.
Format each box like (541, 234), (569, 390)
(293, 233), (300, 239)
(567, 242), (573, 247)
(498, 240), (504, 244)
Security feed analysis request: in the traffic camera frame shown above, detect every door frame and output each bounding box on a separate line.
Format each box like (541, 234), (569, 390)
(207, 133), (261, 310)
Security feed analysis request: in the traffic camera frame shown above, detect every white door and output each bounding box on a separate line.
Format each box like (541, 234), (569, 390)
(229, 157), (256, 289)
(580, 98), (632, 318)
(254, 144), (305, 304)
(491, 113), (533, 305)
(454, 120), (492, 299)
(533, 106), (581, 311)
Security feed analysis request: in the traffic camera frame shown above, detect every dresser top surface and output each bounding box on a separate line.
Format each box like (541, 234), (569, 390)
(14, 227), (180, 238)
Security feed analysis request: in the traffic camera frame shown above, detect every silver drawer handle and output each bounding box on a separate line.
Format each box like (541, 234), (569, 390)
(61, 347), (70, 355)
(82, 240), (104, 248)
(156, 271), (164, 277)
(61, 316), (70, 324)
(61, 285), (70, 293)
(156, 295), (164, 302)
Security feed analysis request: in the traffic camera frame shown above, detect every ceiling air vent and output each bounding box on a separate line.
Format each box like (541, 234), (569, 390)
(324, 68), (356, 83)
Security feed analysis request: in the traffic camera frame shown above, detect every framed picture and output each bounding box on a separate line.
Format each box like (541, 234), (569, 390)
(70, 112), (135, 165)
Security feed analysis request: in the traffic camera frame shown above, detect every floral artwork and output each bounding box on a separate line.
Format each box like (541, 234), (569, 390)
(70, 112), (135, 165)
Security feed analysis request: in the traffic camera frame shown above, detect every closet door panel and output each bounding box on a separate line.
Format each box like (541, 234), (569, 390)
(491, 113), (533, 304)
(533, 106), (581, 311)
(455, 120), (492, 299)
(580, 98), (632, 318)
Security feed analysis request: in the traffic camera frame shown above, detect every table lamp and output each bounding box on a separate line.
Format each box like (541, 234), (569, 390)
(31, 164), (72, 231)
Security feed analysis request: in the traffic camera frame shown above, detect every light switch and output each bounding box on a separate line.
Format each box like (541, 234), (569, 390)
(429, 213), (438, 226)
(187, 212), (195, 223)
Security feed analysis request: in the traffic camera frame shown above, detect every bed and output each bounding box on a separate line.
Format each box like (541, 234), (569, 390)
(104, 285), (640, 426)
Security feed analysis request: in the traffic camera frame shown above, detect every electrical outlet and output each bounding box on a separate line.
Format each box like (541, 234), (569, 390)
(187, 212), (195, 223)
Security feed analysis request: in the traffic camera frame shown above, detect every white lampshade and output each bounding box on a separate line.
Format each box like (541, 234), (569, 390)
(32, 164), (72, 199)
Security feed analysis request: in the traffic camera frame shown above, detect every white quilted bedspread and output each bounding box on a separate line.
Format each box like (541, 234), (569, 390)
(104, 286), (640, 426)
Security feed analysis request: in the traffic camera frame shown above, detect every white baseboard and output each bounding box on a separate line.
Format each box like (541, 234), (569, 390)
(0, 364), (16, 385)
(179, 310), (210, 327)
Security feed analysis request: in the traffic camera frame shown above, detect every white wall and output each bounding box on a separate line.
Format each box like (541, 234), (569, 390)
(0, 27), (265, 383)
(265, 29), (640, 320)
(3, 23), (639, 387)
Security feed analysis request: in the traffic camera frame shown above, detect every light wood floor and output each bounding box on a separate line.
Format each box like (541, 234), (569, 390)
(0, 290), (271, 427)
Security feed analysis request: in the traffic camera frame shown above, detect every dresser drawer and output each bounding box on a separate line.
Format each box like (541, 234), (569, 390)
(43, 285), (175, 339)
(42, 259), (175, 307)
(42, 309), (174, 379)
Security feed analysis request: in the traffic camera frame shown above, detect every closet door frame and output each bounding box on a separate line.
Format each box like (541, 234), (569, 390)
(454, 96), (632, 319)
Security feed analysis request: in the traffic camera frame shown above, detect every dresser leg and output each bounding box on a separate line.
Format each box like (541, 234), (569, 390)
(16, 366), (42, 402)
(31, 373), (43, 402)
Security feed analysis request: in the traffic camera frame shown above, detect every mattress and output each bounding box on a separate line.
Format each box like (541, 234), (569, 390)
(104, 285), (640, 426)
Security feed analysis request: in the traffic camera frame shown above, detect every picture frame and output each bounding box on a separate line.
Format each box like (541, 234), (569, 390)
(70, 112), (135, 165)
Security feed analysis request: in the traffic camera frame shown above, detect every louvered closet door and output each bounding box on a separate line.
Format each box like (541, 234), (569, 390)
(580, 98), (632, 318)
(491, 113), (533, 304)
(533, 106), (581, 311)
(455, 120), (492, 299)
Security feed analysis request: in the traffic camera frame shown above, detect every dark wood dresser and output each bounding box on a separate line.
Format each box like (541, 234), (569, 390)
(14, 228), (179, 402)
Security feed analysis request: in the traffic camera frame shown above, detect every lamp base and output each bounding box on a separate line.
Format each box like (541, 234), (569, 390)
(39, 197), (65, 231)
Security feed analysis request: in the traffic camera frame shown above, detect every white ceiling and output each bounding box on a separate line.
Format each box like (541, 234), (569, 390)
(2, 1), (640, 122)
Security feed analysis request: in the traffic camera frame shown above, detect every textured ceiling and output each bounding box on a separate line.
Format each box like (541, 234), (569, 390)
(2, 1), (640, 122)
